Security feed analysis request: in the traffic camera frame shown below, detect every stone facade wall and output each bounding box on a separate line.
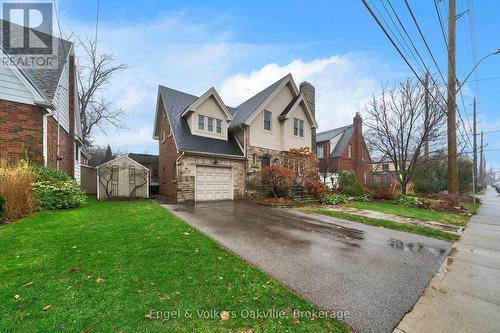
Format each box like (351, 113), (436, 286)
(177, 154), (245, 202)
(0, 100), (44, 163)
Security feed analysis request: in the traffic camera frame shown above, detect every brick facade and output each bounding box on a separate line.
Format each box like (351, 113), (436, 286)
(158, 101), (180, 199)
(0, 54), (78, 178)
(318, 114), (373, 186)
(0, 100), (44, 163)
(46, 116), (73, 175)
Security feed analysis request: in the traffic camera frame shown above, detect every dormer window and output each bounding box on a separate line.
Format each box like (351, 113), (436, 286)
(216, 119), (222, 134)
(198, 115), (205, 130)
(264, 110), (272, 131)
(196, 114), (224, 135)
(207, 117), (214, 132)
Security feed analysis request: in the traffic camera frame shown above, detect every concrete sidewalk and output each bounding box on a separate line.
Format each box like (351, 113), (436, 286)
(395, 187), (500, 333)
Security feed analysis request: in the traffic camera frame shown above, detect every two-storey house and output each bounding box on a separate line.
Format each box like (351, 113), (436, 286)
(153, 74), (318, 202)
(316, 113), (372, 187)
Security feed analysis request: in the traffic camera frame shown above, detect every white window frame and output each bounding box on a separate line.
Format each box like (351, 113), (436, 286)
(348, 144), (353, 159)
(317, 144), (324, 158)
(216, 119), (222, 134)
(263, 110), (272, 132)
(293, 117), (304, 138)
(198, 114), (205, 131)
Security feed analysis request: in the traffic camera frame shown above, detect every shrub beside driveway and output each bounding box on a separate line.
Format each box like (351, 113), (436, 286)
(0, 197), (347, 332)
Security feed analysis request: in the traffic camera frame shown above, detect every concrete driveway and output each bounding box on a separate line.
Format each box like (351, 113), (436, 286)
(160, 200), (451, 333)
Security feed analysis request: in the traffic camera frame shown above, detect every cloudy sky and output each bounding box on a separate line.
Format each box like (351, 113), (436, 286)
(57, 0), (500, 170)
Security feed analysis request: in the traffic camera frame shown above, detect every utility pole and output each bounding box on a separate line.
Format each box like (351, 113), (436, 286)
(479, 130), (484, 188)
(424, 72), (430, 160)
(473, 97), (477, 192)
(447, 0), (458, 194)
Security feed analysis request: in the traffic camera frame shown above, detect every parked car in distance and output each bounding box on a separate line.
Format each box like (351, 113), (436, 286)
(495, 184), (500, 194)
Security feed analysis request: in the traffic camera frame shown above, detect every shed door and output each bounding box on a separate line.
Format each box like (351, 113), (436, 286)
(196, 166), (232, 201)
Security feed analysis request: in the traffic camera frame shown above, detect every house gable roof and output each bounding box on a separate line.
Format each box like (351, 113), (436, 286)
(278, 94), (318, 128)
(97, 155), (149, 171)
(154, 86), (244, 158)
(317, 125), (354, 157)
(229, 74), (293, 129)
(180, 87), (233, 120)
(0, 19), (73, 103)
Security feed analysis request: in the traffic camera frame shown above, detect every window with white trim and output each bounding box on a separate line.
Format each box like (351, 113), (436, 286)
(216, 119), (222, 134)
(263, 110), (272, 131)
(348, 144), (353, 159)
(196, 114), (224, 135)
(317, 144), (324, 158)
(294, 118), (304, 137)
(198, 115), (205, 130)
(207, 117), (214, 132)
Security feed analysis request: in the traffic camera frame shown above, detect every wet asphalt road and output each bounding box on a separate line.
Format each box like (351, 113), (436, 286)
(161, 200), (451, 333)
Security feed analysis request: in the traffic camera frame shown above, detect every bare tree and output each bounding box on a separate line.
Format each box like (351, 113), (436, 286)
(364, 78), (446, 194)
(129, 168), (148, 198)
(77, 39), (128, 145)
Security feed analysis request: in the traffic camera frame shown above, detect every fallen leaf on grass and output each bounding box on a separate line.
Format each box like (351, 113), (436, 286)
(220, 311), (230, 320)
(96, 277), (106, 283)
(22, 281), (34, 287)
(183, 232), (190, 236)
(85, 274), (92, 280)
(14, 294), (20, 299)
(68, 267), (81, 273)
(292, 317), (300, 324)
(42, 305), (51, 312)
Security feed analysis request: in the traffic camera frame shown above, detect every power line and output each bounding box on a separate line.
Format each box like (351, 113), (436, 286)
(360, 0), (447, 115)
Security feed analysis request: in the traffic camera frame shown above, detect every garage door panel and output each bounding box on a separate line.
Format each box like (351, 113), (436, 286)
(196, 166), (232, 201)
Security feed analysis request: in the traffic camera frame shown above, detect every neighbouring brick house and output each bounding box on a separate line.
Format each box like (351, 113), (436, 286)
(0, 20), (87, 182)
(316, 113), (372, 187)
(153, 74), (318, 202)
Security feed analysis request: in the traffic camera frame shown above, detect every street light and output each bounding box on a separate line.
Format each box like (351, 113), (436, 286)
(458, 49), (500, 91)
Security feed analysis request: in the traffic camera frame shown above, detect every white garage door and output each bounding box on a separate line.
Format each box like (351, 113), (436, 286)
(195, 166), (233, 201)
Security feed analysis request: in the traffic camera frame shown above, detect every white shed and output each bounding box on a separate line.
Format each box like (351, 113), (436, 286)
(97, 156), (150, 200)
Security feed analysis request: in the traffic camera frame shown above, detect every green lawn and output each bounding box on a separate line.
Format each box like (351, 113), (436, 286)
(349, 201), (470, 227)
(0, 198), (347, 333)
(304, 208), (459, 242)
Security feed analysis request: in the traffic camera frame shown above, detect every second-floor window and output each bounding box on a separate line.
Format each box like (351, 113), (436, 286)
(362, 149), (365, 161)
(216, 119), (222, 134)
(382, 163), (390, 171)
(294, 118), (304, 137)
(198, 115), (205, 130)
(317, 144), (324, 158)
(264, 110), (272, 131)
(207, 117), (214, 132)
(197, 114), (224, 134)
(348, 144), (352, 159)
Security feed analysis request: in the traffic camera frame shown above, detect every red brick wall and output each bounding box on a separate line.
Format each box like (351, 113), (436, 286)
(0, 100), (44, 163)
(158, 101), (179, 199)
(46, 116), (73, 175)
(318, 114), (373, 186)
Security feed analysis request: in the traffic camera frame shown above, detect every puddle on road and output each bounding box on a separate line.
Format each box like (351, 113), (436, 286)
(387, 238), (447, 256)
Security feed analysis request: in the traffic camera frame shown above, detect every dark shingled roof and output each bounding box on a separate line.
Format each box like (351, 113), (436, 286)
(317, 125), (354, 157)
(0, 19), (72, 102)
(128, 153), (159, 166)
(158, 86), (244, 157)
(229, 74), (290, 128)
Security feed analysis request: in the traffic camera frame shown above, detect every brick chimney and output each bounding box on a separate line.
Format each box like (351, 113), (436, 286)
(299, 81), (316, 149)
